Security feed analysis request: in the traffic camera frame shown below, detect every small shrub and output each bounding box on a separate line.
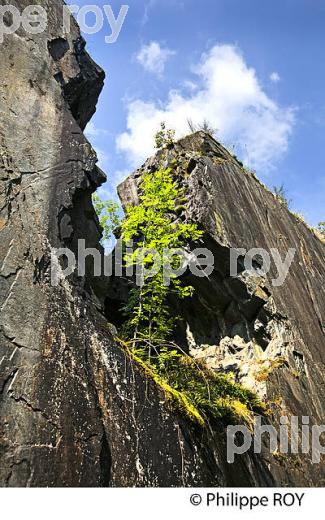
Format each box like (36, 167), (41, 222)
(291, 211), (306, 223)
(317, 221), (325, 239)
(155, 122), (175, 149)
(92, 193), (121, 247)
(121, 167), (203, 346)
(120, 338), (266, 427)
(114, 125), (266, 430)
(187, 118), (218, 137)
(273, 184), (291, 208)
(254, 357), (287, 382)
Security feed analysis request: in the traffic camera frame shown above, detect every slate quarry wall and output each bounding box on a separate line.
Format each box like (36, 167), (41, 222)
(117, 132), (325, 486)
(0, 0), (324, 487)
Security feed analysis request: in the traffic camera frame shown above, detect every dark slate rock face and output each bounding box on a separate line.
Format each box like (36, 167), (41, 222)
(0, 0), (273, 488)
(1, 1), (324, 488)
(118, 132), (325, 486)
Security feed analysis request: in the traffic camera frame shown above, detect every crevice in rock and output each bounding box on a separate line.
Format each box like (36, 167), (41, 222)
(48, 38), (69, 61)
(99, 429), (112, 487)
(0, 368), (18, 395)
(8, 393), (61, 433)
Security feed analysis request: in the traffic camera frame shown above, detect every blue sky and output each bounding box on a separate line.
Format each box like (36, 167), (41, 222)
(68, 0), (325, 226)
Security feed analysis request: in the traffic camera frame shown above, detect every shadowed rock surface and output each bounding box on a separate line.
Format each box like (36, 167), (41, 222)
(1, 0), (324, 488)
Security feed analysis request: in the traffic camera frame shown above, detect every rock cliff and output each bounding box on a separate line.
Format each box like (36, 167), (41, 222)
(117, 133), (325, 486)
(0, 0), (324, 487)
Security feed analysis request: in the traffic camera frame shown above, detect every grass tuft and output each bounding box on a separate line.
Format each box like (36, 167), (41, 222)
(118, 339), (267, 427)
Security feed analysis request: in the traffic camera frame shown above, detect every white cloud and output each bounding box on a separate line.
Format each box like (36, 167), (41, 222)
(141, 0), (156, 26)
(92, 146), (109, 171)
(183, 79), (199, 92)
(97, 170), (130, 205)
(111, 169), (130, 188)
(270, 72), (281, 83)
(136, 41), (175, 77)
(85, 122), (101, 138)
(85, 122), (109, 138)
(85, 123), (111, 170)
(117, 45), (295, 171)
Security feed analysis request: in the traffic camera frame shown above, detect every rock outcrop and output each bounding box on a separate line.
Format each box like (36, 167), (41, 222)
(117, 132), (325, 486)
(1, 0), (324, 488)
(0, 0), (267, 488)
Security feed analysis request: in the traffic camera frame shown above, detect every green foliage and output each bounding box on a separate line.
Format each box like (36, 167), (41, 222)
(120, 338), (266, 426)
(317, 221), (325, 238)
(121, 167), (203, 344)
(121, 341), (205, 425)
(273, 184), (291, 208)
(115, 127), (266, 429)
(291, 211), (306, 223)
(155, 122), (176, 149)
(162, 353), (266, 423)
(92, 193), (121, 244)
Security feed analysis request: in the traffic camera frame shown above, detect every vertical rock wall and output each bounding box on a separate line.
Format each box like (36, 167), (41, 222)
(1, 1), (324, 487)
(0, 0), (271, 488)
(118, 132), (325, 486)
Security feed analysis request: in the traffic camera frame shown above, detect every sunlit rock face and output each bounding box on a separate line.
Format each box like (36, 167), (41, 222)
(0, 0), (265, 488)
(118, 131), (325, 486)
